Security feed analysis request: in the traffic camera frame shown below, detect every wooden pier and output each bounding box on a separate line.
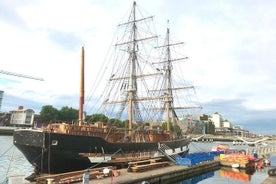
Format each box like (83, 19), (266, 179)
(29, 158), (219, 184)
(84, 159), (220, 184)
(127, 159), (170, 172)
(33, 166), (115, 183)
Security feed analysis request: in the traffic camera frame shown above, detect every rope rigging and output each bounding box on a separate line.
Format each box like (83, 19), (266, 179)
(1, 145), (15, 184)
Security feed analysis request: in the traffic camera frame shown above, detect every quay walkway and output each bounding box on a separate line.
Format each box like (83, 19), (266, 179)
(191, 134), (276, 143)
(89, 159), (220, 184)
(262, 176), (276, 184)
(9, 151), (276, 183)
(32, 157), (220, 184)
(73, 145), (276, 184)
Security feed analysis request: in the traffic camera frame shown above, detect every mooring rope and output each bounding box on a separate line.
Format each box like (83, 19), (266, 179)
(2, 146), (16, 184)
(0, 144), (14, 157)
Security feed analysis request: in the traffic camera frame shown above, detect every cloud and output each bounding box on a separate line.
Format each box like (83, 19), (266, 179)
(0, 0), (28, 29)
(201, 98), (276, 134)
(2, 92), (79, 114)
(44, 29), (82, 51)
(1, 0), (276, 135)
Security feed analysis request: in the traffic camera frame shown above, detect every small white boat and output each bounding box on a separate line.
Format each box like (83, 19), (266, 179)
(211, 143), (230, 152)
(232, 163), (239, 168)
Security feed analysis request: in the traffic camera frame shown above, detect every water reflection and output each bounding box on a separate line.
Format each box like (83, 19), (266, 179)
(175, 142), (276, 184)
(219, 167), (254, 182)
(178, 171), (214, 184)
(175, 167), (266, 184)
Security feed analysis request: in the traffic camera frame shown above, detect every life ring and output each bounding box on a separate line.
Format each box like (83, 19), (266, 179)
(268, 168), (276, 176)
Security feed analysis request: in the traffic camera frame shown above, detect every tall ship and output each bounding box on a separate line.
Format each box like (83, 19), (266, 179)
(13, 2), (201, 174)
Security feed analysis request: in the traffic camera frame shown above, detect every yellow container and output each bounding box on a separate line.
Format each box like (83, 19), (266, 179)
(220, 154), (225, 160)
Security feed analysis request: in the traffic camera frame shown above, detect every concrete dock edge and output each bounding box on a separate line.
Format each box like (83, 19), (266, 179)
(262, 176), (276, 184)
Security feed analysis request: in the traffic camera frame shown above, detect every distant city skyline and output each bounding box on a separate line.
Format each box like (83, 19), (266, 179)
(1, 92), (274, 135)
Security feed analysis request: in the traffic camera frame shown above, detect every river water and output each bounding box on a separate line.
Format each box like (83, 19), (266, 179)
(0, 135), (275, 183)
(0, 135), (33, 183)
(176, 142), (276, 184)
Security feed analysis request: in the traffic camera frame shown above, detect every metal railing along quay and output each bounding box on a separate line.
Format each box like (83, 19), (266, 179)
(246, 145), (276, 157)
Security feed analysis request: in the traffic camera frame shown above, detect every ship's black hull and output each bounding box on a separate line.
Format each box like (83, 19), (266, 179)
(13, 129), (189, 174)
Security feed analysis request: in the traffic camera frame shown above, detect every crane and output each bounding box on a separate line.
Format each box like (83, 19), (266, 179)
(0, 69), (44, 112)
(0, 70), (44, 81)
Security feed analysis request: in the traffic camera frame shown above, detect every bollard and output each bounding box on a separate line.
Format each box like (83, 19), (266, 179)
(83, 170), (90, 184)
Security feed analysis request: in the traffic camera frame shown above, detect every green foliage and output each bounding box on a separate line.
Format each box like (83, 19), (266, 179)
(39, 106), (126, 128)
(40, 105), (59, 123)
(194, 121), (204, 134)
(144, 122), (150, 126)
(108, 118), (124, 127)
(40, 105), (78, 123)
(123, 120), (129, 128)
(58, 106), (78, 122)
(86, 113), (108, 123)
(162, 122), (174, 131)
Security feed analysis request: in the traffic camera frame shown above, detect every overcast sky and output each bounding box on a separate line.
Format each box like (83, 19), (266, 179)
(0, 0), (275, 135)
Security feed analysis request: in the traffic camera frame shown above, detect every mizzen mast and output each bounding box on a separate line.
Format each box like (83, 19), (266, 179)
(78, 46), (85, 126)
(155, 21), (200, 132)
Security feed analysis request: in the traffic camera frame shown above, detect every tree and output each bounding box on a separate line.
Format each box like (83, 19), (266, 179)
(108, 118), (124, 127)
(162, 122), (173, 131)
(40, 105), (59, 123)
(87, 113), (108, 123)
(58, 106), (78, 122)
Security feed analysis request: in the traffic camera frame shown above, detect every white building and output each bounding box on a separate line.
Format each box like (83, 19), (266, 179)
(212, 112), (222, 128)
(222, 120), (232, 128)
(10, 106), (34, 127)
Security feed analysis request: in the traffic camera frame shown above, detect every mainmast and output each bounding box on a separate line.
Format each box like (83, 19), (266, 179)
(114, 1), (157, 138)
(127, 1), (137, 137)
(165, 26), (173, 132)
(155, 21), (201, 133)
(78, 46), (85, 126)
